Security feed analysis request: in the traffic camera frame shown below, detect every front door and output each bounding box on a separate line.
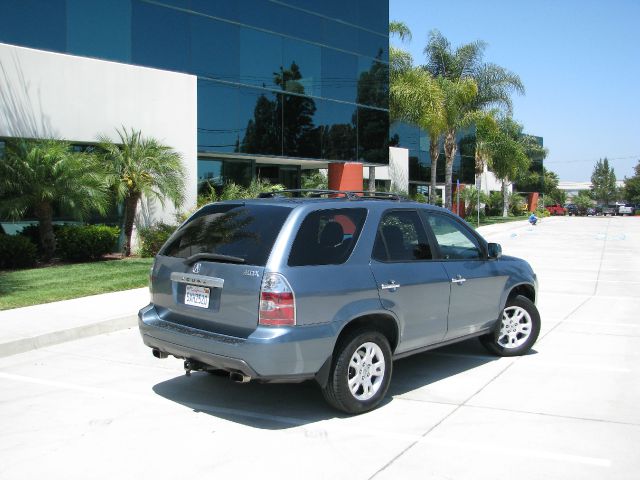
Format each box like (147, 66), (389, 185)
(423, 213), (506, 339)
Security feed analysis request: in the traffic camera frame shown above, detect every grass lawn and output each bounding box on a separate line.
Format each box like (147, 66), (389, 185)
(0, 257), (153, 310)
(465, 215), (530, 228)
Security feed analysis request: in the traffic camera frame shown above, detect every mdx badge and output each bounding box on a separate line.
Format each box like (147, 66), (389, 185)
(243, 269), (260, 277)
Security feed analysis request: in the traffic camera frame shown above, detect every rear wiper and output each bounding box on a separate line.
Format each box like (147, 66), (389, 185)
(183, 253), (246, 265)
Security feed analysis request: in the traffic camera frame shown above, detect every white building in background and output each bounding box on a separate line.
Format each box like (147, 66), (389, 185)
(0, 42), (197, 226)
(558, 181), (625, 200)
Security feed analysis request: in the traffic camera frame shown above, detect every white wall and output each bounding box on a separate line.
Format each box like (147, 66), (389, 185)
(364, 147), (409, 193)
(0, 42), (198, 225)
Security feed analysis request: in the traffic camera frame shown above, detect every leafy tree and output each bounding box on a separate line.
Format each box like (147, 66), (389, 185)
(97, 128), (185, 256)
(590, 158), (617, 205)
(459, 185), (489, 217)
(301, 170), (328, 190)
(0, 139), (108, 260)
(623, 160), (640, 204)
(486, 117), (532, 216)
(423, 30), (524, 210)
(573, 190), (594, 210)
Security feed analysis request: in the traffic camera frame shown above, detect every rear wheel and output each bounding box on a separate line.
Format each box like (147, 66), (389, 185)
(480, 295), (541, 357)
(322, 330), (392, 414)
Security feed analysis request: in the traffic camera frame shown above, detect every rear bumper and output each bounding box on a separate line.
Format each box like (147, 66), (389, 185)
(138, 304), (336, 382)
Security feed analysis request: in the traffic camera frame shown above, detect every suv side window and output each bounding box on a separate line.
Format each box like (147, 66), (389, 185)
(288, 208), (367, 266)
(426, 214), (482, 260)
(372, 210), (432, 262)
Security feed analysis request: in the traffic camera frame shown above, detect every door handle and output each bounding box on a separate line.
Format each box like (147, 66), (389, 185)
(451, 275), (466, 284)
(381, 281), (401, 290)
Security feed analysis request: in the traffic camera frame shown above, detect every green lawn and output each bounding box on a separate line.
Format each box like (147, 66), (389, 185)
(0, 257), (154, 310)
(465, 215), (530, 229)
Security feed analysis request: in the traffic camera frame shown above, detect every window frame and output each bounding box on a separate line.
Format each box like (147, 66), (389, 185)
(371, 209), (437, 264)
(420, 211), (488, 261)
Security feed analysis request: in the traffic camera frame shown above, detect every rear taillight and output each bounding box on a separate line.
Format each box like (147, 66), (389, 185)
(259, 273), (296, 326)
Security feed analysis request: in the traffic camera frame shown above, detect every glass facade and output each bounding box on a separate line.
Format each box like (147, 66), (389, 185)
(0, 0), (390, 187)
(391, 122), (476, 191)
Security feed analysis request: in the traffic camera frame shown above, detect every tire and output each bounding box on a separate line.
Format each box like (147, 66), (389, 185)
(322, 329), (392, 414)
(480, 295), (541, 357)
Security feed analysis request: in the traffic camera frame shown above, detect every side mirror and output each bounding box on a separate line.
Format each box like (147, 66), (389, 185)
(487, 242), (502, 259)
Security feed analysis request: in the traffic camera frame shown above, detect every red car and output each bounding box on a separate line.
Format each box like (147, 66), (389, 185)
(545, 204), (566, 216)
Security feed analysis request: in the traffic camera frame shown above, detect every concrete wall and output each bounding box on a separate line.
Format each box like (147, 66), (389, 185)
(0, 42), (198, 225)
(364, 147), (409, 193)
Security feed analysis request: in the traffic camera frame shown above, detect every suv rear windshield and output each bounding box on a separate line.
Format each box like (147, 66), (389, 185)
(161, 203), (292, 266)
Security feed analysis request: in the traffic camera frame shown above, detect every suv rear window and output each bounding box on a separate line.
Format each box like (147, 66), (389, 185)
(288, 208), (367, 266)
(161, 203), (292, 266)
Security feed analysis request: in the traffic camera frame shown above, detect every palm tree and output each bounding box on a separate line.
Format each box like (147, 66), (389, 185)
(389, 22), (448, 204)
(98, 128), (186, 256)
(485, 117), (536, 217)
(0, 139), (109, 260)
(423, 30), (525, 209)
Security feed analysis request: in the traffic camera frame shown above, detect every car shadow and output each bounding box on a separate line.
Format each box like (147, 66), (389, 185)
(152, 338), (523, 430)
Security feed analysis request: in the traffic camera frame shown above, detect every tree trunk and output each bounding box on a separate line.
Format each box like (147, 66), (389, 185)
(444, 129), (457, 211)
(368, 166), (376, 192)
(429, 136), (440, 205)
(35, 202), (55, 262)
(502, 181), (509, 217)
(123, 193), (141, 256)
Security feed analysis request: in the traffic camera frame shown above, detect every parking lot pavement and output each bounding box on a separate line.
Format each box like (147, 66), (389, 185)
(1, 216), (639, 480)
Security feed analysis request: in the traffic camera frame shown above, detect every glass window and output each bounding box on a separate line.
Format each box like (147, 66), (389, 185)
(426, 214), (482, 260)
(190, 0), (239, 22)
(279, 7), (323, 45)
(372, 210), (432, 262)
(283, 39), (321, 97)
(315, 100), (356, 161)
(237, 87), (283, 156)
(197, 157), (253, 194)
(357, 57), (389, 109)
(67, 0), (131, 62)
(289, 208), (367, 266)
(283, 93), (320, 159)
(197, 80), (240, 154)
(0, 0), (66, 53)
(357, 29), (388, 61)
(237, 0), (285, 32)
(240, 28), (282, 90)
(191, 16), (240, 83)
(162, 203), (292, 266)
(321, 48), (357, 103)
(322, 18), (358, 55)
(131, 1), (190, 72)
(357, 107), (389, 164)
(357, 0), (388, 35)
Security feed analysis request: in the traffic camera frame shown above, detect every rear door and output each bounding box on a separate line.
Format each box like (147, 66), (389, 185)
(369, 210), (450, 352)
(150, 203), (292, 337)
(423, 212), (506, 339)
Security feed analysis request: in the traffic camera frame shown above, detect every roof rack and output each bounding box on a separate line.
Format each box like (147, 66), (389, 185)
(257, 189), (408, 201)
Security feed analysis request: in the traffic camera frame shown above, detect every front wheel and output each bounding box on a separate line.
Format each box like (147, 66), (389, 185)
(322, 330), (392, 414)
(480, 295), (541, 357)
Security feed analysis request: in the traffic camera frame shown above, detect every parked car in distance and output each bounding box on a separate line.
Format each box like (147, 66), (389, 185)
(600, 205), (616, 216)
(139, 190), (541, 414)
(586, 207), (597, 216)
(565, 204), (586, 216)
(546, 204), (566, 216)
(618, 204), (635, 216)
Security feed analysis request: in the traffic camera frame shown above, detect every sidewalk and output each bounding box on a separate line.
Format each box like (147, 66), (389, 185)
(0, 219), (535, 358)
(0, 288), (148, 357)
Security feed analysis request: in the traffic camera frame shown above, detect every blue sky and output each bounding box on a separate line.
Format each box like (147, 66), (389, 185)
(389, 0), (640, 182)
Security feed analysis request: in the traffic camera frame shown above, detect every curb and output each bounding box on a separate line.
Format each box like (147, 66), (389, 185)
(0, 314), (138, 358)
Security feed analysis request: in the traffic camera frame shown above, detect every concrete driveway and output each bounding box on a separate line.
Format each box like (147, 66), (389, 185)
(0, 216), (638, 479)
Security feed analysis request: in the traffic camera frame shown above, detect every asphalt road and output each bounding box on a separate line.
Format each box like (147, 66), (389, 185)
(1, 216), (639, 480)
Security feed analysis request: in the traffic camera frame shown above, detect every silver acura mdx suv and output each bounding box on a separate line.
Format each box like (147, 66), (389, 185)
(139, 190), (540, 414)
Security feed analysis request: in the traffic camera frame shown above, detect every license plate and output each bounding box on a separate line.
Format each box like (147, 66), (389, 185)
(184, 285), (210, 308)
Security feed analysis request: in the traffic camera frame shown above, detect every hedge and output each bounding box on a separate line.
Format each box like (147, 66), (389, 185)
(137, 222), (176, 257)
(0, 234), (37, 269)
(55, 225), (120, 261)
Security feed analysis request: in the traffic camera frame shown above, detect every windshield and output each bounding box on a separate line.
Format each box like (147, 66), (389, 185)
(161, 203), (292, 266)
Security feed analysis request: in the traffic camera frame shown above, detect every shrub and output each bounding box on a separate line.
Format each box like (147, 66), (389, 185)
(0, 235), (37, 269)
(56, 225), (120, 261)
(138, 222), (176, 257)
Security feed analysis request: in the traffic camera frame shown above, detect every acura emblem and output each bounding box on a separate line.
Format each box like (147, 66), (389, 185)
(192, 263), (202, 274)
